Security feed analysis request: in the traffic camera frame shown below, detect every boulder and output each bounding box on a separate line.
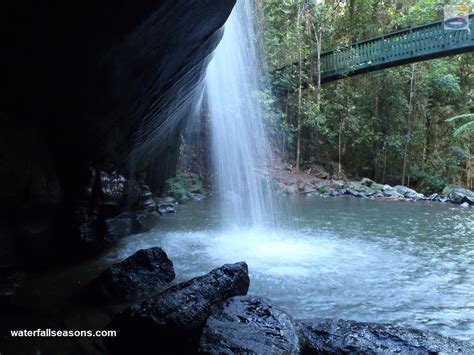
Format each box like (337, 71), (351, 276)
(345, 189), (365, 198)
(299, 318), (474, 354)
(460, 202), (470, 208)
(157, 203), (177, 214)
(371, 182), (384, 191)
(428, 193), (450, 203)
(394, 185), (424, 200)
(405, 191), (425, 200)
(190, 193), (206, 201)
(315, 171), (330, 180)
(442, 185), (474, 205)
(133, 211), (160, 233)
(104, 214), (132, 243)
(83, 247), (175, 304)
(331, 180), (345, 189)
(123, 178), (143, 209)
(77, 220), (103, 245)
(98, 171), (126, 209)
(154, 196), (178, 205)
(199, 296), (301, 354)
(105, 262), (250, 354)
(382, 185), (403, 198)
(360, 177), (375, 187)
(138, 189), (157, 212)
(428, 193), (438, 200)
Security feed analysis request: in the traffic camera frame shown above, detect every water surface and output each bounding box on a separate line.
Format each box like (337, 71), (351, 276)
(110, 196), (474, 341)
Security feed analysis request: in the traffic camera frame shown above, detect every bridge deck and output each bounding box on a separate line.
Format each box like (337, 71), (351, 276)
(320, 14), (474, 83)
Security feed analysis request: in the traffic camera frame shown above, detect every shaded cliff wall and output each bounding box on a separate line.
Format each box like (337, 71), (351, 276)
(0, 0), (235, 264)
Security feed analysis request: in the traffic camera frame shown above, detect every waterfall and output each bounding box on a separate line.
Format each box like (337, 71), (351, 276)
(205, 0), (274, 227)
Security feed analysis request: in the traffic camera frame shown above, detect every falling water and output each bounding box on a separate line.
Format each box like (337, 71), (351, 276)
(206, 0), (274, 227)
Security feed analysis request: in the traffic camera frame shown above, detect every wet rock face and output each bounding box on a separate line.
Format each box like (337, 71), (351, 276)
(98, 172), (126, 209)
(132, 211), (160, 234)
(72, 169), (161, 248)
(83, 247), (175, 304)
(199, 296), (302, 354)
(104, 214), (132, 243)
(105, 262), (249, 354)
(0, 0), (236, 263)
(299, 318), (474, 354)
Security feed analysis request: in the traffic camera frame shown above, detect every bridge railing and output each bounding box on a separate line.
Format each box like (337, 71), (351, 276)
(320, 13), (474, 80)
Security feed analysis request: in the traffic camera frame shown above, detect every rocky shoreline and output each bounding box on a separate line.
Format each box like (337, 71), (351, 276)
(154, 169), (474, 211)
(83, 249), (474, 354)
(274, 176), (474, 208)
(316, 180), (473, 207)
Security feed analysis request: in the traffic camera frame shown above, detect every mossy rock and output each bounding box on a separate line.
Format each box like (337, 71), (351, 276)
(163, 173), (207, 203)
(369, 183), (384, 192)
(317, 185), (330, 194)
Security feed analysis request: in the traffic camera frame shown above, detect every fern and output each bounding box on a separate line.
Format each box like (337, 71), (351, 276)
(446, 114), (474, 136)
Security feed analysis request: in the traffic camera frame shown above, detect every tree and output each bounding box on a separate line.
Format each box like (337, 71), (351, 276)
(260, 0), (473, 189)
(401, 64), (417, 186)
(446, 113), (474, 188)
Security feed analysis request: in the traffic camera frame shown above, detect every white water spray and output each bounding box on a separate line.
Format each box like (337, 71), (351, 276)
(206, 0), (274, 227)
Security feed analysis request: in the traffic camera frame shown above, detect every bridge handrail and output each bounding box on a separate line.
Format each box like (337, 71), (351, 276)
(321, 13), (473, 58)
(319, 13), (473, 76)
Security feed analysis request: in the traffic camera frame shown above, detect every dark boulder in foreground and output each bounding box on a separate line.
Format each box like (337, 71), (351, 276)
(199, 296), (301, 354)
(299, 318), (474, 354)
(83, 247), (175, 304)
(105, 262), (249, 354)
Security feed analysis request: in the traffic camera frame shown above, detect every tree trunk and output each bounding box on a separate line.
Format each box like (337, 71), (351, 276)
(421, 112), (429, 172)
(338, 118), (343, 176)
(311, 23), (322, 112)
(374, 82), (379, 179)
(295, 7), (303, 172)
(401, 64), (416, 186)
(310, 17), (323, 165)
(468, 149), (473, 189)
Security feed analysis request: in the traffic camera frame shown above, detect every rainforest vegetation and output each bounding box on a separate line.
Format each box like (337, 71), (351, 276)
(257, 0), (473, 193)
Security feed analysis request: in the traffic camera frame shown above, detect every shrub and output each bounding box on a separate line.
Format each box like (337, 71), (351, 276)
(318, 185), (330, 194)
(410, 171), (447, 195)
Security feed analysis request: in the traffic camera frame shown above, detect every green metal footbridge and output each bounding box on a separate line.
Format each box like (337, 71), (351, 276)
(320, 13), (474, 83)
(274, 14), (474, 86)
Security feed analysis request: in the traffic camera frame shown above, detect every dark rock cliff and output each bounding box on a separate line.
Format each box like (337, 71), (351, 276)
(0, 0), (236, 266)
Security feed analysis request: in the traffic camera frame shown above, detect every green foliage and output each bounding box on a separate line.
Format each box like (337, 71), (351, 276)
(317, 184), (329, 193)
(260, 0), (473, 188)
(410, 171), (447, 195)
(163, 173), (205, 203)
(397, 0), (440, 27)
(255, 90), (295, 148)
(430, 74), (461, 98)
(446, 114), (474, 136)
